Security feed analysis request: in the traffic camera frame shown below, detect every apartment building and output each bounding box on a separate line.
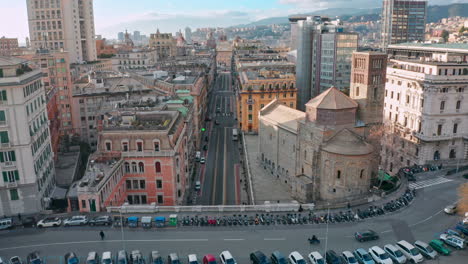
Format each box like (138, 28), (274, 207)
(149, 30), (176, 59)
(0, 57), (55, 215)
(112, 49), (158, 71)
(0, 37), (19, 56)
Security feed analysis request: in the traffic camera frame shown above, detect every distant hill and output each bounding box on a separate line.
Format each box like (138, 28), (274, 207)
(233, 3), (468, 28)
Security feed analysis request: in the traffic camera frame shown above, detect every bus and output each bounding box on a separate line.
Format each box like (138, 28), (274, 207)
(232, 128), (238, 141)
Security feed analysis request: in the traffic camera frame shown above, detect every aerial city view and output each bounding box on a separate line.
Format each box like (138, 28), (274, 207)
(1, 0), (468, 263)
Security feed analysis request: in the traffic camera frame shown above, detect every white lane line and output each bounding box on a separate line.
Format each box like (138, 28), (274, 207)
(264, 238), (286, 241)
(223, 238), (245, 241)
(0, 239), (209, 251)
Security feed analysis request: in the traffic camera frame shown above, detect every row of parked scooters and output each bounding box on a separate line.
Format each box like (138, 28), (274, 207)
(179, 189), (415, 227)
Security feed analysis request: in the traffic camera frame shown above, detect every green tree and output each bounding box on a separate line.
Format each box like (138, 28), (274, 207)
(441, 30), (450, 42)
(459, 26), (466, 34)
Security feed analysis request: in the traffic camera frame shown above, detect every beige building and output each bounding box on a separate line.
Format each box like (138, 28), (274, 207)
(26, 0), (97, 63)
(149, 30), (176, 59)
(216, 42), (233, 68)
(259, 87), (377, 203)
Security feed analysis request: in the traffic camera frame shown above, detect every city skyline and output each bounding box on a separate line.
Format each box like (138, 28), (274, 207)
(0, 0), (462, 44)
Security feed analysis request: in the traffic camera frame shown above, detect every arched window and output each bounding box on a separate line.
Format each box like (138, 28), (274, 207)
(176, 158), (179, 168)
(433, 151), (440, 161)
(356, 87), (359, 97)
(138, 162), (145, 173)
(155, 162), (161, 173)
(449, 149), (456, 159)
(337, 170), (341, 179)
(360, 169), (364, 179)
(132, 162), (137, 173)
(124, 162), (130, 173)
(153, 140), (160, 151)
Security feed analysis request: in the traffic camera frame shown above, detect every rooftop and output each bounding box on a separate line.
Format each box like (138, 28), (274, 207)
(103, 110), (179, 131)
(242, 70), (295, 82)
(322, 129), (374, 155)
(306, 87), (358, 110)
(389, 43), (468, 53)
(260, 99), (305, 133)
(0, 56), (27, 66)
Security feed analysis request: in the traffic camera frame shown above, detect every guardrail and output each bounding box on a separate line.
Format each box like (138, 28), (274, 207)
(106, 202), (314, 213)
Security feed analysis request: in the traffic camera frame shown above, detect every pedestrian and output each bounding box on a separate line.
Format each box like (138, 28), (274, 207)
(99, 230), (105, 240)
(17, 213), (21, 221)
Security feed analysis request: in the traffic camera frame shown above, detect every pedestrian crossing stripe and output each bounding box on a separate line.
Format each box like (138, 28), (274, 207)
(409, 177), (453, 190)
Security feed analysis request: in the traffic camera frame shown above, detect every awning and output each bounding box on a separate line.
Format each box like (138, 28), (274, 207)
(378, 170), (393, 181)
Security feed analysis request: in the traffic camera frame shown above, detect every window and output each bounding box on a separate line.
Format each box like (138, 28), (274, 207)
(132, 162), (137, 173)
(437, 124), (442, 136)
(105, 141), (111, 151)
(248, 114), (252, 121)
(124, 162), (130, 173)
(178, 189), (181, 197)
(81, 200), (86, 208)
(157, 195), (164, 204)
(0, 90), (7, 101)
(132, 180), (139, 189)
(360, 169), (364, 179)
(434, 151), (440, 160)
(2, 170), (19, 182)
(449, 149), (456, 159)
(415, 147), (419, 156)
(391, 91), (394, 99)
(137, 141), (143, 151)
(456, 100), (461, 111)
(355, 87), (359, 97)
(440, 101), (445, 111)
(140, 180), (145, 189)
(122, 142), (128, 152)
(0, 110), (6, 124)
(248, 105), (252, 111)
(337, 170), (341, 179)
(154, 141), (160, 151)
(397, 93), (400, 101)
(9, 189), (19, 201)
(138, 162), (145, 173)
(453, 123), (458, 134)
(155, 162), (161, 173)
(0, 151), (16, 163)
(0, 131), (9, 144)
(126, 180), (132, 189)
(156, 179), (162, 189)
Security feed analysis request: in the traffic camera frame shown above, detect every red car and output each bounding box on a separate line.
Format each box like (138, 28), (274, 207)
(203, 255), (217, 264)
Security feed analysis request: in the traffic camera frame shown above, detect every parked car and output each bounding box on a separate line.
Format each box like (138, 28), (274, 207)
(439, 234), (466, 249)
(36, 217), (61, 228)
(130, 250), (144, 264)
(188, 255), (199, 264)
(64, 215), (89, 226)
(455, 222), (468, 236)
(168, 254), (180, 264)
(308, 252), (325, 264)
(195, 181), (201, 191)
(64, 253), (79, 264)
(353, 249), (375, 264)
(368, 246), (392, 264)
(100, 252), (111, 264)
(396, 240), (424, 263)
(117, 250), (128, 264)
(429, 240), (451, 256)
(355, 230), (379, 242)
(89, 216), (112, 226)
(271, 251), (287, 264)
(250, 251), (270, 264)
(444, 204), (457, 214)
(26, 252), (42, 264)
(9, 257), (22, 264)
(86, 252), (98, 264)
(383, 244), (406, 264)
(220, 251), (236, 264)
(414, 240), (437, 259)
(202, 255), (216, 264)
(200, 157), (206, 164)
(149, 252), (163, 264)
(463, 212), (468, 225)
(0, 257), (4, 264)
(288, 252), (306, 264)
(341, 251), (357, 264)
(325, 250), (343, 264)
(22, 217), (36, 228)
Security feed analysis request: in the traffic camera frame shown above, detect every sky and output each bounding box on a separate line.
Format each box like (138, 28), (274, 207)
(0, 0), (465, 44)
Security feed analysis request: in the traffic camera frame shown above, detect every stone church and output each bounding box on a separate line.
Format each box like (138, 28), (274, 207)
(259, 87), (377, 203)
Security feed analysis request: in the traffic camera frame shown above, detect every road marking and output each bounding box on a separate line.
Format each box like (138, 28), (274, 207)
(264, 238), (286, 241)
(223, 238), (245, 241)
(211, 128), (221, 205)
(408, 177), (452, 190)
(223, 127), (228, 205)
(0, 239), (210, 251)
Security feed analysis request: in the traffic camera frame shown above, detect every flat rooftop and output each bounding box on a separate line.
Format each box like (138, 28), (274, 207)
(242, 70), (295, 81)
(103, 110), (179, 131)
(389, 43), (468, 53)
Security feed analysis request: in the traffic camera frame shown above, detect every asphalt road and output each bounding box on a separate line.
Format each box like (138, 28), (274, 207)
(1, 177), (466, 263)
(198, 72), (241, 205)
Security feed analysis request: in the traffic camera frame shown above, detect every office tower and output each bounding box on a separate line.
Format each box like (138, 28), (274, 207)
(296, 16), (358, 111)
(185, 27), (192, 44)
(0, 57), (56, 214)
(118, 32), (124, 41)
(26, 0), (98, 63)
(133, 31), (141, 42)
(381, 0), (427, 50)
(288, 16), (307, 50)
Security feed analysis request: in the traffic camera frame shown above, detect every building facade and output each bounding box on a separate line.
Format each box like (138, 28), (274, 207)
(112, 49), (158, 71)
(26, 0), (97, 63)
(381, 50), (468, 173)
(149, 30), (176, 59)
(216, 42), (233, 69)
(381, 0), (427, 50)
(237, 69), (297, 133)
(288, 16), (307, 50)
(0, 57), (55, 215)
(0, 37), (19, 56)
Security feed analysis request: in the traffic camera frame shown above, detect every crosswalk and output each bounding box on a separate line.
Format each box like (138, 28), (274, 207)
(409, 177), (453, 190)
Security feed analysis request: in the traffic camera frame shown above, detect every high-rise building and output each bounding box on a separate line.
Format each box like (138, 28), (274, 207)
(185, 27), (192, 44)
(133, 31), (141, 42)
(380, 44), (468, 173)
(118, 32), (124, 42)
(288, 16), (307, 50)
(349, 51), (387, 126)
(26, 0), (98, 63)
(0, 57), (56, 214)
(296, 16), (358, 111)
(381, 0), (427, 51)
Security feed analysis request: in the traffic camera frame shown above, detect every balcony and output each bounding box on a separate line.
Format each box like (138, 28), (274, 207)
(6, 182), (17, 188)
(412, 131), (459, 142)
(246, 99), (255, 105)
(122, 150), (176, 158)
(1, 142), (10, 148)
(0, 161), (16, 169)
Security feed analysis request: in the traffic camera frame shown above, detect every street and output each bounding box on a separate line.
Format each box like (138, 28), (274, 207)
(198, 72), (241, 205)
(0, 177), (466, 263)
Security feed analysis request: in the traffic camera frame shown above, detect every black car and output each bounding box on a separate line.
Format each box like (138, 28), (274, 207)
(27, 252), (42, 264)
(354, 230), (379, 242)
(325, 250), (344, 264)
(203, 145), (208, 151)
(250, 251), (271, 264)
(22, 216), (36, 228)
(89, 216), (112, 226)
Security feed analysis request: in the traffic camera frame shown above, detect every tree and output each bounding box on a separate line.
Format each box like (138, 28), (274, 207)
(441, 30), (450, 42)
(459, 26), (466, 34)
(458, 182), (468, 215)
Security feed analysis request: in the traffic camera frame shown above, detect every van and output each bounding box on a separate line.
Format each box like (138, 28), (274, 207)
(0, 218), (13, 230)
(86, 252), (99, 264)
(396, 240), (424, 263)
(168, 254), (180, 264)
(101, 252), (111, 264)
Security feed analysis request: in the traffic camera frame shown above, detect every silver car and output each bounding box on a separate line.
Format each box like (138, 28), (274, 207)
(414, 241), (437, 259)
(383, 244), (406, 264)
(63, 215), (88, 226)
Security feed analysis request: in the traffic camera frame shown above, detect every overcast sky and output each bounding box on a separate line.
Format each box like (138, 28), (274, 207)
(0, 0), (465, 43)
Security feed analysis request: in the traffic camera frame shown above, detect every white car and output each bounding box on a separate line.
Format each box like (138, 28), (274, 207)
(308, 252), (325, 264)
(368, 246), (392, 264)
(439, 234), (466, 249)
(383, 244), (406, 264)
(101, 252), (112, 264)
(219, 251), (236, 264)
(444, 204), (457, 214)
(200, 157), (206, 164)
(396, 240), (424, 263)
(341, 251), (358, 264)
(63, 215), (88, 226)
(187, 254), (198, 264)
(36, 217), (61, 228)
(414, 240), (437, 259)
(288, 252), (306, 264)
(463, 212), (468, 225)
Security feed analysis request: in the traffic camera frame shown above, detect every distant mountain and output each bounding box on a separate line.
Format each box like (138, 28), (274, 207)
(233, 3), (468, 28)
